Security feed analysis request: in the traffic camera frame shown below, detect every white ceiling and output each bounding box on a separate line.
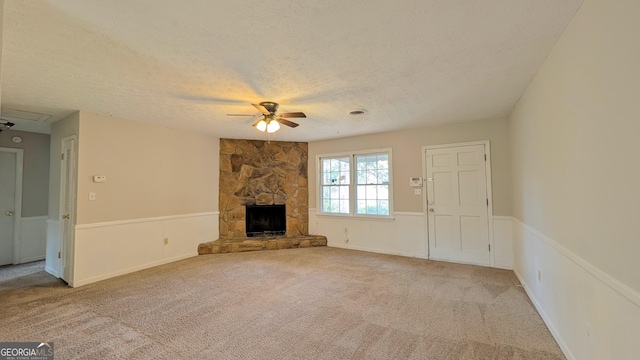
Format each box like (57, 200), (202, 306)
(1, 0), (582, 141)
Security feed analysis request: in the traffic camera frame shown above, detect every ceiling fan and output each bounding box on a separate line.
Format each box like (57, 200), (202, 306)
(227, 101), (306, 133)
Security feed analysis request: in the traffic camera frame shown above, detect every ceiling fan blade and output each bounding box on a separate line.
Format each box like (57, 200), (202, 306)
(279, 112), (306, 118)
(278, 119), (299, 128)
(252, 103), (270, 115)
(252, 119), (262, 127)
(226, 114), (257, 116)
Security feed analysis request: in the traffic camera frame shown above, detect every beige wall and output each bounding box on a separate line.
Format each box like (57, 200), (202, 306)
(76, 111), (219, 224)
(48, 111), (80, 220)
(509, 0), (640, 291)
(0, 129), (50, 217)
(309, 117), (511, 215)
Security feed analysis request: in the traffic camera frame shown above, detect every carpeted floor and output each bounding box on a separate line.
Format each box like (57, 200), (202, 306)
(0, 247), (564, 359)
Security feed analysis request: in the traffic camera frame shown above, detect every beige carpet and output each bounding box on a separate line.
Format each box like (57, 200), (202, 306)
(0, 248), (564, 359)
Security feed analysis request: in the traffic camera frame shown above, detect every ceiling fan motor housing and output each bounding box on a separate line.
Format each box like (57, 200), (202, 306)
(260, 101), (279, 114)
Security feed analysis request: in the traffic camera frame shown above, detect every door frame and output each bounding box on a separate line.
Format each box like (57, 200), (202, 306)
(59, 135), (77, 285)
(0, 147), (24, 264)
(421, 140), (495, 266)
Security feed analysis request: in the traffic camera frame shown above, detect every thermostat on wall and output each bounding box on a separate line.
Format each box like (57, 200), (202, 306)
(409, 177), (422, 187)
(93, 175), (107, 183)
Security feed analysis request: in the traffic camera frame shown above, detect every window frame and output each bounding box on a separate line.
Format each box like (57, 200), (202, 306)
(317, 148), (394, 219)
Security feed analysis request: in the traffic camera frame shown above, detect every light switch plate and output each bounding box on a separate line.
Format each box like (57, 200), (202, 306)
(89, 192), (96, 201)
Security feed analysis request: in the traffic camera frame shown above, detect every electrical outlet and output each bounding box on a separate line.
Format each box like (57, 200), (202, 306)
(537, 270), (542, 281)
(344, 228), (348, 234)
(163, 238), (169, 245)
(414, 189), (422, 195)
(89, 192), (96, 201)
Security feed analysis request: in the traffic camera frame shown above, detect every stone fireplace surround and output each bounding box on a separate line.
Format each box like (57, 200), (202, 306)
(199, 138), (326, 255)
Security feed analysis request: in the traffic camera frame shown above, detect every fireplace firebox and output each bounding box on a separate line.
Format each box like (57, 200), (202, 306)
(245, 204), (286, 237)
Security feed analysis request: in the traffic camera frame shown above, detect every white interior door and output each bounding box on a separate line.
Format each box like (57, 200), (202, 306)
(425, 144), (490, 266)
(60, 137), (76, 283)
(0, 151), (17, 266)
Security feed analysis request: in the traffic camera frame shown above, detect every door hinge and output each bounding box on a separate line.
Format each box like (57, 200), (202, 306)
(488, 244), (491, 252)
(486, 199), (489, 206)
(484, 154), (487, 161)
(58, 251), (61, 259)
(61, 153), (65, 160)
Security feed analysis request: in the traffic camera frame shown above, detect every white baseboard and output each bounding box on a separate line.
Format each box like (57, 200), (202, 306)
(328, 243), (428, 259)
(513, 218), (640, 360)
(45, 265), (59, 278)
(72, 212), (218, 287)
(20, 255), (45, 263)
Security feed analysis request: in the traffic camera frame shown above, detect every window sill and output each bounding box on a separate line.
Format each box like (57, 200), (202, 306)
(315, 213), (396, 222)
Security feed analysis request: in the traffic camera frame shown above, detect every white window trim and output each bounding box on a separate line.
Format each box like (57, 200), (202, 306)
(316, 148), (394, 219)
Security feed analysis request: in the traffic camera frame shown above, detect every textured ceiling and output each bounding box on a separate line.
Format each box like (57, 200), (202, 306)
(1, 0), (582, 140)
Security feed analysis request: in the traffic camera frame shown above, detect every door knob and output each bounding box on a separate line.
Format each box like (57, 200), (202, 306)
(62, 214), (70, 220)
(428, 208), (435, 212)
(5, 211), (13, 216)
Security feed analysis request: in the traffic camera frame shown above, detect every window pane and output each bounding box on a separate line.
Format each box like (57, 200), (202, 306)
(339, 186), (349, 200)
(322, 200), (331, 213)
(366, 185), (376, 199)
(377, 185), (389, 200)
(356, 170), (366, 184)
(320, 155), (350, 214)
(378, 200), (389, 215)
(339, 200), (349, 213)
(357, 200), (366, 214)
(368, 170), (378, 184)
(379, 170), (389, 184)
(329, 186), (338, 198)
(378, 157), (388, 170)
(357, 185), (366, 199)
(356, 156), (366, 171)
(323, 187), (331, 200)
(323, 172), (331, 185)
(366, 200), (377, 214)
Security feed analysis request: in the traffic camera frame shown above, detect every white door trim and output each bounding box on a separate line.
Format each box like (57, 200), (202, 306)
(0, 147), (24, 264)
(421, 140), (495, 266)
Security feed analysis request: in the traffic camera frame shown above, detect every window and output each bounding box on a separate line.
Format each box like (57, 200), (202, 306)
(320, 156), (351, 214)
(319, 149), (392, 217)
(355, 153), (390, 215)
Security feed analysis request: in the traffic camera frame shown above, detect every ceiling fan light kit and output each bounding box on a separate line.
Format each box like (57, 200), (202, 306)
(266, 120), (280, 133)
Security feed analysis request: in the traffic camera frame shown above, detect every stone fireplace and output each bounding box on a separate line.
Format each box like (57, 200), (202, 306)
(219, 138), (309, 239)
